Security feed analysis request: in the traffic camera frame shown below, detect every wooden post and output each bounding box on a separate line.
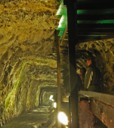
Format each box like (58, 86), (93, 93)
(54, 30), (62, 128)
(64, 0), (79, 128)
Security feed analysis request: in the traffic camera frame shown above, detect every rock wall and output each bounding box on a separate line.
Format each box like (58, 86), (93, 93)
(0, 0), (58, 125)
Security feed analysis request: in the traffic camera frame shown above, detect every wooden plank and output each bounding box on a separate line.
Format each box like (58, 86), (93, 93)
(77, 14), (114, 20)
(78, 28), (114, 33)
(77, 1), (114, 9)
(77, 9), (114, 15)
(77, 35), (114, 42)
(78, 0), (114, 2)
(79, 91), (114, 107)
(77, 32), (114, 36)
(91, 100), (114, 128)
(55, 30), (62, 128)
(79, 91), (114, 128)
(77, 20), (114, 24)
(78, 24), (114, 28)
(77, 36), (114, 43)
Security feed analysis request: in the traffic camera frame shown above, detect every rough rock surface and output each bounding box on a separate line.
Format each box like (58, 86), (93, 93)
(0, 0), (58, 125)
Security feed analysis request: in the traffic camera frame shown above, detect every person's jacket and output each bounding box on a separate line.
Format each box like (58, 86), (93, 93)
(84, 65), (102, 92)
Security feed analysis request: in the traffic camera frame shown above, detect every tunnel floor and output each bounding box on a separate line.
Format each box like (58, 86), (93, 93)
(1, 102), (107, 128)
(1, 107), (51, 128)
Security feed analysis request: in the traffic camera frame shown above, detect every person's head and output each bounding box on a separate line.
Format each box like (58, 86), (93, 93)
(86, 58), (92, 66)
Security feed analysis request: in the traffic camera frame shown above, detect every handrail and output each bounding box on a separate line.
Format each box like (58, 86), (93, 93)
(79, 90), (114, 128)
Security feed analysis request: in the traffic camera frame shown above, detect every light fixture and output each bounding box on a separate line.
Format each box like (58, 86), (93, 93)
(57, 111), (68, 126)
(49, 95), (54, 101)
(53, 102), (57, 108)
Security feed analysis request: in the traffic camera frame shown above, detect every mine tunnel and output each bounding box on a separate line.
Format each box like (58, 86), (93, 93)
(0, 0), (114, 128)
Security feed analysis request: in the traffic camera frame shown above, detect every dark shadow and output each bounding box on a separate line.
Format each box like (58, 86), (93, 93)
(94, 116), (107, 128)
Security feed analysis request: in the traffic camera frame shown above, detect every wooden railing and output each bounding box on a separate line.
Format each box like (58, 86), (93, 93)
(79, 91), (114, 128)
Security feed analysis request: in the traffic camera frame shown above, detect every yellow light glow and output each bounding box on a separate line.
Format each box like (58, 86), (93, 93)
(49, 95), (54, 101)
(53, 102), (57, 108)
(58, 112), (68, 125)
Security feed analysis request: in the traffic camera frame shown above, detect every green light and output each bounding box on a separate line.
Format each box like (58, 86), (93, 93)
(58, 30), (65, 37)
(77, 9), (114, 15)
(57, 15), (67, 30)
(97, 20), (114, 24)
(77, 10), (88, 15)
(77, 20), (114, 24)
(56, 3), (67, 16)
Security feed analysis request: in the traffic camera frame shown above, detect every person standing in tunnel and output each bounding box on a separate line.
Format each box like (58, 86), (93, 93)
(76, 67), (86, 88)
(83, 57), (103, 92)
